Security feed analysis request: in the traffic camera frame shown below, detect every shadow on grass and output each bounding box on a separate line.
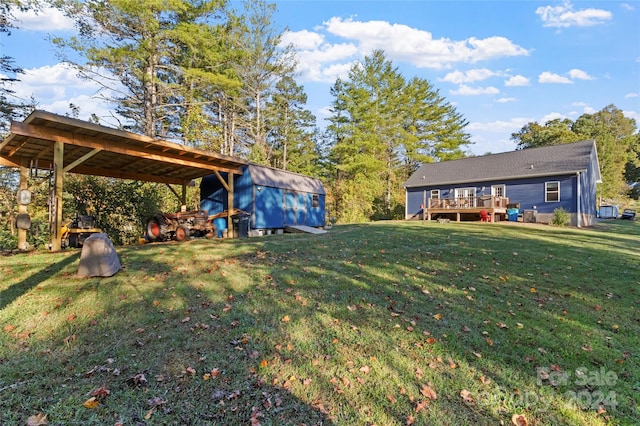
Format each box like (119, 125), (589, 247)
(0, 241), (335, 425)
(1, 221), (638, 424)
(0, 251), (80, 310)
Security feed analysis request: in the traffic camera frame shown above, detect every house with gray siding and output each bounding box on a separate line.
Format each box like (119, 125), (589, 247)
(403, 140), (601, 227)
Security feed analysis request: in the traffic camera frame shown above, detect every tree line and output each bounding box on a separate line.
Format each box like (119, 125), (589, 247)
(1, 0), (638, 249)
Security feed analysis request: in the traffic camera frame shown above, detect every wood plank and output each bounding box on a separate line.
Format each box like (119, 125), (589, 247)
(285, 225), (327, 235)
(10, 121), (243, 174)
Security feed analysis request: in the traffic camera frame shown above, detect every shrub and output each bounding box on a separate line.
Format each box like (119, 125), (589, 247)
(551, 207), (570, 226)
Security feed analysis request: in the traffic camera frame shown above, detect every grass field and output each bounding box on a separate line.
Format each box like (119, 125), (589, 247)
(1, 220), (638, 425)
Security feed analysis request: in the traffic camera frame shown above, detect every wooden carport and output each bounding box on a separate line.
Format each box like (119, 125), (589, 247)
(0, 110), (247, 251)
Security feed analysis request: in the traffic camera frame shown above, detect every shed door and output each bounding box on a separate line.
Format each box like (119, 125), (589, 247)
(285, 191), (306, 226)
(284, 191), (307, 226)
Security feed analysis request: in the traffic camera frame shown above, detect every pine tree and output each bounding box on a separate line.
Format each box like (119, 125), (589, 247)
(54, 0), (230, 138)
(265, 76), (318, 174)
(327, 50), (470, 221)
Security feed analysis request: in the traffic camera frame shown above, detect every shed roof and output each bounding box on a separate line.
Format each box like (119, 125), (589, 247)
(248, 164), (326, 195)
(1, 110), (247, 184)
(403, 140), (601, 188)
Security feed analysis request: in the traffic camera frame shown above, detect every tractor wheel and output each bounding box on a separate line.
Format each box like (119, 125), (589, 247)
(146, 215), (166, 242)
(175, 224), (191, 242)
(68, 233), (79, 248)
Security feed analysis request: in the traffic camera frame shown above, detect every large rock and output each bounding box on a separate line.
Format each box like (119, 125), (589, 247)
(77, 233), (121, 277)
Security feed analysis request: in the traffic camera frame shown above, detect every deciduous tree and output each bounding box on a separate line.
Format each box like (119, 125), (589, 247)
(511, 105), (638, 200)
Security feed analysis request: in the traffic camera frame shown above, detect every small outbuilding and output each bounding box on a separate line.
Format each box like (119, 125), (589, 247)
(200, 164), (326, 234)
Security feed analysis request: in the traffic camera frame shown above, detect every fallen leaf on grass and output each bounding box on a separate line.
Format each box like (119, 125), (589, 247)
(485, 337), (494, 346)
(281, 315), (290, 322)
(83, 397), (99, 409)
(420, 384), (437, 400)
(26, 413), (47, 426)
(511, 413), (528, 426)
(460, 389), (474, 403)
(90, 385), (110, 399)
(415, 400), (428, 413)
(127, 373), (148, 387)
(432, 313), (442, 321)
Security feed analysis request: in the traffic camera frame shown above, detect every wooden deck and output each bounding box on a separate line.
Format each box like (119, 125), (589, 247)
(423, 196), (509, 222)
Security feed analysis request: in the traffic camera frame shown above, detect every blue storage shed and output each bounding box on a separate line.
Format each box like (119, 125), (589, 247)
(200, 164), (326, 233)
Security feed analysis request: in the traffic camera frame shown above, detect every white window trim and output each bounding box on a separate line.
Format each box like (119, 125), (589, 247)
(545, 181), (560, 202)
(491, 184), (506, 197)
(430, 189), (440, 199)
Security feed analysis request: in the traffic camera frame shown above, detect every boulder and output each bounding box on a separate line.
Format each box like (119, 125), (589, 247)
(77, 233), (121, 277)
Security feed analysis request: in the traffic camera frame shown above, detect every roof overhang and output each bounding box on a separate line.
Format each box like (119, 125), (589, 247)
(1, 110), (247, 185)
(403, 170), (589, 189)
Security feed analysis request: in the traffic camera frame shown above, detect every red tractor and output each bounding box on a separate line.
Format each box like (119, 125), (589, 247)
(145, 210), (217, 242)
(145, 209), (246, 242)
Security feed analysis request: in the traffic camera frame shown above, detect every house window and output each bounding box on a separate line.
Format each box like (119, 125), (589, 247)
(455, 187), (476, 207)
(430, 190), (440, 199)
(312, 194), (319, 208)
(545, 181), (560, 202)
(491, 185), (506, 197)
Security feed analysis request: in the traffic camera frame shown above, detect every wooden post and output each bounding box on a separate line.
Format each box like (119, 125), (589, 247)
(227, 173), (234, 238)
(17, 161), (29, 250)
(181, 183), (187, 212)
(51, 141), (64, 251)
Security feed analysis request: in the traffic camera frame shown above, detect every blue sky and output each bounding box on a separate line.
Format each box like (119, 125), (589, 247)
(2, 0), (639, 155)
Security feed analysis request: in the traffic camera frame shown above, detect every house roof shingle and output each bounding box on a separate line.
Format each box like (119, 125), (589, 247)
(403, 140), (600, 188)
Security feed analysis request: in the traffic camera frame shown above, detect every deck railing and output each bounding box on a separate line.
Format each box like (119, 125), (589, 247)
(427, 196), (509, 210)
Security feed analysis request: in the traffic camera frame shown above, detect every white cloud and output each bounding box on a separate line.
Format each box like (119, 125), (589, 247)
(621, 3), (635, 12)
(9, 63), (119, 123)
(281, 29), (325, 50)
(440, 68), (497, 84)
(538, 72), (573, 84)
(540, 112), (566, 123)
(468, 117), (533, 133)
(535, 1), (612, 28)
(623, 110), (640, 122)
(322, 17), (529, 69)
(624, 92), (639, 98)
(568, 69), (593, 80)
(284, 18), (530, 83)
(450, 85), (500, 96)
(496, 97), (516, 103)
(504, 75), (530, 87)
(11, 6), (75, 31)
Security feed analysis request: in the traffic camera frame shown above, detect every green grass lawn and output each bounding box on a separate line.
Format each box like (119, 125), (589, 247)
(1, 220), (638, 425)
